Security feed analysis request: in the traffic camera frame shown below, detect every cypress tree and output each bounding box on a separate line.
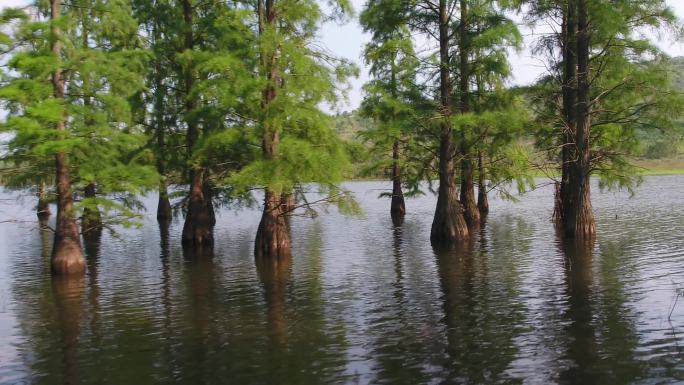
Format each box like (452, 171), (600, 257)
(524, 0), (682, 238)
(360, 0), (421, 223)
(240, 0), (356, 258)
(0, 0), (154, 273)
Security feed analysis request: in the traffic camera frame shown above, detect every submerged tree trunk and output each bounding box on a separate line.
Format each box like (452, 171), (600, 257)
(460, 148), (479, 227)
(157, 181), (172, 223)
(563, 0), (595, 239)
(182, 169), (215, 246)
(458, 0), (480, 228)
(557, 0), (577, 226)
(37, 181), (51, 219)
(255, 0), (291, 258)
(477, 151), (489, 215)
(255, 190), (291, 259)
(390, 139), (406, 221)
(431, 0), (469, 246)
(154, 56), (172, 223)
(82, 182), (102, 236)
(180, 0), (214, 246)
(50, 0), (85, 275)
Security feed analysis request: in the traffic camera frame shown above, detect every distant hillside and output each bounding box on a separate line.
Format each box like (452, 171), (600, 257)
(669, 56), (684, 89)
(333, 110), (374, 142)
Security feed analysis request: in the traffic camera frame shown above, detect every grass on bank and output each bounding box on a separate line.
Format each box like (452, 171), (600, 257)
(631, 158), (684, 175)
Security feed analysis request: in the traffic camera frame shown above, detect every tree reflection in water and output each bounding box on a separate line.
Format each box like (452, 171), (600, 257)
(51, 275), (85, 385)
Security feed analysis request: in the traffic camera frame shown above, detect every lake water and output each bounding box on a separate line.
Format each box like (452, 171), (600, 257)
(0, 176), (683, 385)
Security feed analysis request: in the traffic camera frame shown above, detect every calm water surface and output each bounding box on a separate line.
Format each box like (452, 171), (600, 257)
(0, 176), (683, 385)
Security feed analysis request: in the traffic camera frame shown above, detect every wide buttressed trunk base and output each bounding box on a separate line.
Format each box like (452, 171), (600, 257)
(255, 191), (291, 259)
(431, 190), (469, 247)
(182, 207), (215, 247)
(182, 172), (215, 248)
(562, 176), (596, 240)
(52, 233), (86, 275)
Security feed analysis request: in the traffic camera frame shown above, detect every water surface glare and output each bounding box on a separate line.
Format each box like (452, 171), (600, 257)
(0, 177), (683, 384)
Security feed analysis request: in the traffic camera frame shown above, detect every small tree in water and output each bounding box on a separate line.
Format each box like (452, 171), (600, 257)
(228, 0), (357, 258)
(525, 0), (682, 238)
(0, 0), (153, 274)
(360, 0), (421, 223)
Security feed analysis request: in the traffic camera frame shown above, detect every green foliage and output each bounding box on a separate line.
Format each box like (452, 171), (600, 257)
(527, 0), (683, 191)
(216, 0), (360, 212)
(0, 0), (157, 225)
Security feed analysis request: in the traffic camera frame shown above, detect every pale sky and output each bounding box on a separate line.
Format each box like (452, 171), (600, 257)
(2, 0), (683, 113)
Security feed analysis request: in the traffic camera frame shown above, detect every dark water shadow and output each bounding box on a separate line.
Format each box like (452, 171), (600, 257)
(433, 238), (521, 384)
(180, 244), (216, 384)
(556, 235), (646, 385)
(557, 237), (599, 385)
(256, 255), (292, 348)
(366, 221), (443, 384)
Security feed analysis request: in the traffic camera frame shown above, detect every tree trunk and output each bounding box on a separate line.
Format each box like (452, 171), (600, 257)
(557, 0), (577, 226)
(280, 191), (294, 229)
(50, 0), (85, 275)
(37, 181), (51, 219)
(255, 0), (291, 258)
(458, 0), (480, 228)
(82, 182), (102, 236)
(157, 181), (172, 223)
(460, 150), (479, 227)
(180, 0), (214, 246)
(477, 150), (489, 214)
(431, 0), (469, 246)
(182, 168), (215, 246)
(563, 0), (595, 239)
(390, 139), (406, 221)
(255, 190), (291, 258)
(154, 52), (172, 222)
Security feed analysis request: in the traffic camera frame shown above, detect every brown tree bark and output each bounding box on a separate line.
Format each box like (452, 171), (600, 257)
(556, 0), (577, 225)
(37, 181), (51, 219)
(50, 0), (85, 275)
(180, 0), (214, 246)
(154, 49), (172, 223)
(81, 182), (102, 236)
(256, 190), (291, 259)
(458, 0), (480, 229)
(477, 150), (489, 214)
(430, 0), (469, 246)
(563, 0), (595, 239)
(255, 0), (291, 258)
(280, 191), (295, 229)
(390, 139), (406, 222)
(182, 169), (215, 246)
